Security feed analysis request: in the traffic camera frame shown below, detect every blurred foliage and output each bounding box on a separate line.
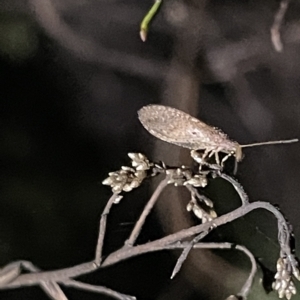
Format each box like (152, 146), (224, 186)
(0, 13), (38, 61)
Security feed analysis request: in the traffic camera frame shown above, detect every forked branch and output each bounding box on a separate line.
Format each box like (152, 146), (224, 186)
(0, 153), (298, 300)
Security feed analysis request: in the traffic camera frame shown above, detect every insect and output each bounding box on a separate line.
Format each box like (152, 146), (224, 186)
(138, 104), (298, 167)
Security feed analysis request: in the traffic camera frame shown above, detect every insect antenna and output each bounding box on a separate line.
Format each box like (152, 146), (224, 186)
(241, 138), (298, 148)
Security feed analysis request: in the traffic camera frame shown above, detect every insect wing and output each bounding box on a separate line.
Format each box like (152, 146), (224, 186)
(138, 105), (224, 150)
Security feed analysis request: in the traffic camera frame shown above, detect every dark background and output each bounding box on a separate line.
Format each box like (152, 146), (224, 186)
(0, 0), (300, 299)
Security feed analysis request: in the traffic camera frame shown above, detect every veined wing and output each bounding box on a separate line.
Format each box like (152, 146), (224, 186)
(138, 105), (229, 150)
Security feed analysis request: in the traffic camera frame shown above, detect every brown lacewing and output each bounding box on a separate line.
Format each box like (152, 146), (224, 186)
(138, 104), (298, 166)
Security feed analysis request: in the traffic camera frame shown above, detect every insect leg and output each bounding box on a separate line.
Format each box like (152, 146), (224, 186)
(207, 149), (221, 165)
(203, 148), (222, 167)
(194, 149), (211, 170)
(221, 153), (232, 166)
(201, 148), (210, 161)
(214, 151), (220, 165)
(191, 150), (221, 172)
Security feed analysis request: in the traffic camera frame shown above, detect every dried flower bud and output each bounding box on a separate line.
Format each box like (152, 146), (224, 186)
(112, 183), (123, 194)
(113, 195), (123, 204)
(293, 267), (300, 281)
(166, 168), (186, 186)
(186, 202), (193, 212)
(273, 257), (297, 299)
(186, 200), (217, 223)
(203, 197), (214, 208)
(184, 175), (208, 187)
(192, 205), (204, 220)
(128, 152), (152, 171)
(103, 164), (147, 194)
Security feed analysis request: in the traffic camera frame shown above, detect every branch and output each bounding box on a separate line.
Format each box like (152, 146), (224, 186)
(217, 172), (249, 205)
(0, 200), (287, 290)
(0, 152), (297, 300)
(166, 242), (257, 299)
(102, 201), (289, 267)
(0, 261), (68, 300)
(170, 230), (210, 279)
(61, 280), (136, 300)
(125, 176), (169, 247)
(95, 193), (122, 265)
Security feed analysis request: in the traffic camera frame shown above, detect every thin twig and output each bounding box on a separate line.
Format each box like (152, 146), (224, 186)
(185, 184), (213, 207)
(271, 0), (290, 52)
(164, 242), (256, 298)
(235, 245), (257, 298)
(217, 172), (249, 205)
(0, 262), (21, 285)
(0, 261), (96, 288)
(103, 201), (290, 267)
(95, 193), (122, 265)
(0, 200), (291, 289)
(0, 201), (289, 288)
(62, 280), (136, 300)
(124, 176), (169, 247)
(40, 281), (68, 300)
(0, 194), (294, 300)
(0, 242), (256, 300)
(6, 261), (68, 300)
(171, 230), (210, 279)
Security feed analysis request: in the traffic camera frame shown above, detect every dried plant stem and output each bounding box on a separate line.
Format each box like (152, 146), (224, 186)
(217, 172), (249, 205)
(61, 280), (136, 300)
(103, 201), (290, 266)
(95, 193), (121, 265)
(124, 176), (169, 247)
(0, 242), (258, 300)
(185, 184), (213, 206)
(235, 245), (257, 298)
(0, 261), (96, 288)
(0, 149), (296, 300)
(171, 230), (210, 279)
(0, 199), (289, 291)
(20, 262), (67, 300)
(164, 242), (257, 299)
(0, 261), (68, 300)
(0, 260), (134, 300)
